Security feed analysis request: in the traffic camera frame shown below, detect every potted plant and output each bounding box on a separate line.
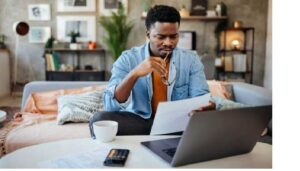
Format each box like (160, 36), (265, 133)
(45, 36), (55, 49)
(68, 31), (80, 49)
(99, 1), (134, 61)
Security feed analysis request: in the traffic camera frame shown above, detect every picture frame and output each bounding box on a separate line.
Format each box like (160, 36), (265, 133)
(28, 4), (51, 21)
(56, 16), (96, 42)
(177, 31), (196, 50)
(99, 0), (128, 16)
(29, 27), (51, 43)
(57, 0), (96, 12)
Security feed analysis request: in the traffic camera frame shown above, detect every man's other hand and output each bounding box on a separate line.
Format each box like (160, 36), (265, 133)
(188, 101), (216, 117)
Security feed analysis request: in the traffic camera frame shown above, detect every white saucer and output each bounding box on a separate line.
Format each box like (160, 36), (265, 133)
(0, 110), (7, 122)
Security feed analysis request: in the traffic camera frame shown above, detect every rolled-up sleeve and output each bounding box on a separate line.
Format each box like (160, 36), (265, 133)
(189, 54), (210, 97)
(103, 52), (133, 111)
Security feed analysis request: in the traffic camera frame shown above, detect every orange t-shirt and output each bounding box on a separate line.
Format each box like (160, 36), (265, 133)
(151, 58), (170, 116)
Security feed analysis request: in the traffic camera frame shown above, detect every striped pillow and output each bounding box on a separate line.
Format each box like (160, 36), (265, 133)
(57, 90), (104, 125)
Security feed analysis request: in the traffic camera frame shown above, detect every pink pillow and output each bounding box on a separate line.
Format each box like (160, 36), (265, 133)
(23, 85), (107, 114)
(207, 80), (232, 99)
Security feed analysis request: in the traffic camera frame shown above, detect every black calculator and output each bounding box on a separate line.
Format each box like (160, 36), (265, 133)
(103, 149), (130, 167)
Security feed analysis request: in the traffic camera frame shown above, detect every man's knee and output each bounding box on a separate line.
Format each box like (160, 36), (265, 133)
(90, 111), (115, 122)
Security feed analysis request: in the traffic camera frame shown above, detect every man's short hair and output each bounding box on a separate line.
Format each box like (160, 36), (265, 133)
(145, 5), (181, 30)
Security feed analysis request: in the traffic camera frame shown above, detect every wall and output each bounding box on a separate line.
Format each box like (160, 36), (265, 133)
(0, 50), (10, 98)
(0, 0), (269, 85)
(264, 0), (272, 90)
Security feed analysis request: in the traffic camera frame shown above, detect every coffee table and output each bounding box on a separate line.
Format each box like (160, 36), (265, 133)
(0, 136), (272, 168)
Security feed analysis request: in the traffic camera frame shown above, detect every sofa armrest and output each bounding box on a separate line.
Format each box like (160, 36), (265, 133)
(21, 81), (108, 111)
(230, 82), (272, 106)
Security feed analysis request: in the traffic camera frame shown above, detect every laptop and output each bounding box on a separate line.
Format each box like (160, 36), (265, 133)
(141, 105), (272, 167)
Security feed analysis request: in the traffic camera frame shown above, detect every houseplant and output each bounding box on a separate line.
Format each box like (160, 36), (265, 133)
(99, 2), (134, 61)
(68, 31), (80, 49)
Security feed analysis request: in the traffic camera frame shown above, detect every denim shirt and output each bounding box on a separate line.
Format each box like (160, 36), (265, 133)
(103, 42), (209, 119)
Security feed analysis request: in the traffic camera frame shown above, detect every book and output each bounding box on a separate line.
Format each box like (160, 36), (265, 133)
(45, 53), (60, 71)
(233, 54), (247, 72)
(45, 54), (53, 71)
(52, 52), (60, 70)
(224, 56), (233, 71)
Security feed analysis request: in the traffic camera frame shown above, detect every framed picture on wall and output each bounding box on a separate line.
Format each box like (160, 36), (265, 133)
(57, 16), (96, 42)
(57, 0), (96, 12)
(177, 31), (196, 50)
(29, 27), (51, 43)
(99, 0), (128, 16)
(28, 4), (51, 21)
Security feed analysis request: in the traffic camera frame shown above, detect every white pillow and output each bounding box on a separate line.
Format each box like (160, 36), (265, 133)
(57, 90), (104, 125)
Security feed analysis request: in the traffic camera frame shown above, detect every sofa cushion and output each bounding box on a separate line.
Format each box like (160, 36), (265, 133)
(210, 96), (247, 110)
(207, 80), (234, 100)
(57, 90), (104, 125)
(5, 119), (90, 154)
(23, 85), (106, 115)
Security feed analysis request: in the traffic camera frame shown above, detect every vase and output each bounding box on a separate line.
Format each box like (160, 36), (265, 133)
(70, 43), (78, 50)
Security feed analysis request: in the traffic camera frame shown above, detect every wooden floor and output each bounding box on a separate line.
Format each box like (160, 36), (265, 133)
(0, 95), (22, 108)
(0, 83), (23, 108)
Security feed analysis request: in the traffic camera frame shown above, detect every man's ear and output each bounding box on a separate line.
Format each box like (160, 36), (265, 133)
(146, 31), (150, 38)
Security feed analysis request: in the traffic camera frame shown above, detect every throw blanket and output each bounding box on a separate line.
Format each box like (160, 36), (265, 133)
(1, 112), (56, 157)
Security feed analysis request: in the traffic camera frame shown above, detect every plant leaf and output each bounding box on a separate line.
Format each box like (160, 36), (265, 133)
(99, 2), (134, 61)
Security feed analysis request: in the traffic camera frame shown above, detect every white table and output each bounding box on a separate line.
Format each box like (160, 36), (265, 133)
(0, 136), (272, 168)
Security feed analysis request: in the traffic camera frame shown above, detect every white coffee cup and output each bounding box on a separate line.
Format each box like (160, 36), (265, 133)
(93, 121), (118, 143)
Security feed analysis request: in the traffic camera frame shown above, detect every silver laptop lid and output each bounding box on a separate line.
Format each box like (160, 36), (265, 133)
(171, 105), (272, 167)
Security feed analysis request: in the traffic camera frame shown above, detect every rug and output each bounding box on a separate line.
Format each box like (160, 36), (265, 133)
(0, 106), (20, 157)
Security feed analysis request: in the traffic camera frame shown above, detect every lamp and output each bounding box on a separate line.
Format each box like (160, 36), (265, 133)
(231, 39), (241, 50)
(219, 30), (245, 51)
(12, 21), (30, 92)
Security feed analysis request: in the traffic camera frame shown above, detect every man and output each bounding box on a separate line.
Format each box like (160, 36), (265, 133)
(90, 5), (212, 137)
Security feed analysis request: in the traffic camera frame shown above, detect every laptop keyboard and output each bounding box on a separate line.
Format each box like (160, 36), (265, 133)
(162, 148), (177, 157)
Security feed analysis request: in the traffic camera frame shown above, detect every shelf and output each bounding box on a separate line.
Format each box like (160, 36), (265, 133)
(221, 27), (254, 31)
(221, 71), (251, 74)
(216, 27), (255, 83)
(45, 48), (105, 52)
(46, 70), (105, 81)
(46, 70), (104, 73)
(141, 16), (227, 21)
(44, 48), (107, 81)
(219, 49), (253, 53)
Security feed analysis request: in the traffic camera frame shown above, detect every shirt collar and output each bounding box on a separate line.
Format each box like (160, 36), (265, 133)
(144, 41), (151, 59)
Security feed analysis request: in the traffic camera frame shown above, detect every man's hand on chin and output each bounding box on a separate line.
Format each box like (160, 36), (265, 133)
(188, 101), (216, 117)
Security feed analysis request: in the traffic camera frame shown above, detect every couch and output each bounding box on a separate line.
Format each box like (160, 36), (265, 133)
(5, 81), (272, 155)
